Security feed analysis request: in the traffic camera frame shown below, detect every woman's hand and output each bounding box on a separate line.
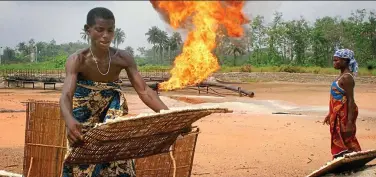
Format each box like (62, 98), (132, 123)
(323, 115), (330, 125)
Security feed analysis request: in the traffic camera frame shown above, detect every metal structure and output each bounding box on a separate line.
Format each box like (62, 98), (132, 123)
(1, 69), (63, 82)
(1, 69), (255, 97)
(1, 69), (63, 89)
(123, 81), (255, 98)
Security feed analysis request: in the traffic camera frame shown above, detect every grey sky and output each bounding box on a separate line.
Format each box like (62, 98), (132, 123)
(0, 1), (375, 52)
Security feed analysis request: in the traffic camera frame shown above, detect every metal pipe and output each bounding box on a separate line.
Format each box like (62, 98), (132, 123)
(121, 81), (254, 98)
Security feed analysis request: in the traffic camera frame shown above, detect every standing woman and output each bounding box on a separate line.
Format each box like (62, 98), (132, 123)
(323, 49), (361, 159)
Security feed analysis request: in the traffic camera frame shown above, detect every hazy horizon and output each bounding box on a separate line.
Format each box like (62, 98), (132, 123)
(1, 1), (375, 52)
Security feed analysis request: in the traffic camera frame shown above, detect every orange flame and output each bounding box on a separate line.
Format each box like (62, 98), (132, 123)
(151, 1), (249, 91)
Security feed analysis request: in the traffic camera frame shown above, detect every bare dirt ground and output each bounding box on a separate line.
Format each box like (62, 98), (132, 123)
(0, 77), (375, 177)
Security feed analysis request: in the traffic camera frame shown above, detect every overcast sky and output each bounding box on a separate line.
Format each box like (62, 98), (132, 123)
(1, 1), (375, 52)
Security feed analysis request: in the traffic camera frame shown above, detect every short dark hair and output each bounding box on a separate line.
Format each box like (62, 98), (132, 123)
(86, 7), (115, 26)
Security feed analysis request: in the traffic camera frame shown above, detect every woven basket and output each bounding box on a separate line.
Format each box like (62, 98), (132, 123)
(135, 127), (200, 177)
(23, 100), (67, 177)
(22, 100), (230, 177)
(65, 107), (231, 164)
(306, 149), (376, 177)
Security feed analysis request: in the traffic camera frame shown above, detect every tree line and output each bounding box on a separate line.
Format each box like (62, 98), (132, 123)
(1, 9), (375, 68)
(244, 9), (376, 68)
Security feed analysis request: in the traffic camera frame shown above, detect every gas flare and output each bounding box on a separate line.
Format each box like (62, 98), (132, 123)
(151, 1), (249, 91)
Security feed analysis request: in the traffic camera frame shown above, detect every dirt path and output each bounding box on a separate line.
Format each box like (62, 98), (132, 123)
(0, 81), (375, 177)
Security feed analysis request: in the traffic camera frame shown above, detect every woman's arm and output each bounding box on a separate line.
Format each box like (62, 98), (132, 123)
(342, 74), (356, 124)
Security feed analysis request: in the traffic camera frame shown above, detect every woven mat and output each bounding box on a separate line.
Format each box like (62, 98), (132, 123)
(135, 127), (200, 177)
(64, 107), (231, 164)
(306, 149), (376, 177)
(0, 170), (22, 177)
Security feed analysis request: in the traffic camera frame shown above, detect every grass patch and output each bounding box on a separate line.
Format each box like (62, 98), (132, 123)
(220, 65), (376, 76)
(137, 65), (170, 72)
(0, 61), (62, 70)
(0, 63), (375, 76)
(241, 78), (259, 83)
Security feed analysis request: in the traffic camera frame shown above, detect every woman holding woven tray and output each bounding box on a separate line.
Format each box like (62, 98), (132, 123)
(60, 7), (169, 177)
(323, 49), (361, 159)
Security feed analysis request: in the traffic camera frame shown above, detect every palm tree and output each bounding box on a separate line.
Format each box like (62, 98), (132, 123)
(157, 30), (169, 64)
(167, 32), (183, 63)
(17, 42), (28, 55)
(113, 28), (126, 48)
(27, 39), (36, 62)
(137, 47), (146, 57)
(171, 32), (183, 49)
(124, 46), (134, 57)
(215, 27), (230, 65)
(224, 40), (246, 66)
(145, 26), (161, 62)
(80, 29), (90, 44)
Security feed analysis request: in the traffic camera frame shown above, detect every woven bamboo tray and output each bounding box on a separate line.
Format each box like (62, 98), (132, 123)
(64, 106), (231, 164)
(306, 149), (376, 177)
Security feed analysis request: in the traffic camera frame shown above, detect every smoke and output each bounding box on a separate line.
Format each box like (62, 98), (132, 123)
(243, 1), (283, 22)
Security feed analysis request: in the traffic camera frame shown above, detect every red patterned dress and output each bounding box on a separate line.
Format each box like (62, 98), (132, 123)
(328, 73), (361, 158)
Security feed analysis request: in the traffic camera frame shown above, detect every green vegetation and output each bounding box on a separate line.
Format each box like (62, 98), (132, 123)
(1, 9), (376, 76)
(220, 65), (376, 76)
(1, 62), (375, 76)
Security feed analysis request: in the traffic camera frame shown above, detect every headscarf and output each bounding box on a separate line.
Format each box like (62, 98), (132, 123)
(333, 49), (359, 76)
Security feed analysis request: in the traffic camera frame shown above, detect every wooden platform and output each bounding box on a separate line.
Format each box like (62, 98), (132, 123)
(5, 79), (20, 87)
(22, 81), (35, 89)
(43, 82), (56, 90)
